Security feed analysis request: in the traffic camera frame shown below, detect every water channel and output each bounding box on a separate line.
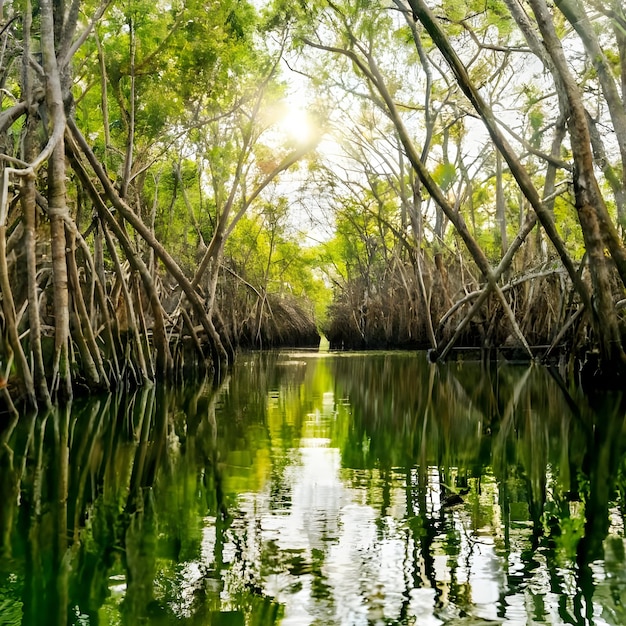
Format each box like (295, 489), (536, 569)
(1, 351), (626, 625)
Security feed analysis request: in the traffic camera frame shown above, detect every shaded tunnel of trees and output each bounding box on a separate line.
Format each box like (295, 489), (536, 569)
(1, 0), (626, 410)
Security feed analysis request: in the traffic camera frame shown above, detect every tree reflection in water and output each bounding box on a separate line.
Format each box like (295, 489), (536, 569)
(0, 352), (626, 625)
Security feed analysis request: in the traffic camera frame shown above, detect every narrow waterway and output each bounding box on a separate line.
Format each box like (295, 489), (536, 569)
(1, 351), (626, 625)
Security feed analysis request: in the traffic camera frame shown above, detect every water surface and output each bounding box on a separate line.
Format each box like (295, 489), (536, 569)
(1, 351), (626, 625)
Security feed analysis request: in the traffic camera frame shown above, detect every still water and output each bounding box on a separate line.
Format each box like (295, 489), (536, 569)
(1, 351), (626, 625)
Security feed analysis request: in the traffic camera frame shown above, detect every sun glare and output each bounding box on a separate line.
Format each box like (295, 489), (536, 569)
(279, 104), (315, 145)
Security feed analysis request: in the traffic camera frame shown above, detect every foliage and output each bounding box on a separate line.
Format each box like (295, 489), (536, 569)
(1, 0), (626, 404)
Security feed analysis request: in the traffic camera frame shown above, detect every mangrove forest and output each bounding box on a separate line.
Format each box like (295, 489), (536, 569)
(0, 0), (625, 407)
(2, 0), (626, 623)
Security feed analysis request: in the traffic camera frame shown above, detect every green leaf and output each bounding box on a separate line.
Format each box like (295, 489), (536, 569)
(432, 162), (457, 192)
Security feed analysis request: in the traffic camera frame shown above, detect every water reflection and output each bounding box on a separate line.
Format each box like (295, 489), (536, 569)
(1, 352), (626, 624)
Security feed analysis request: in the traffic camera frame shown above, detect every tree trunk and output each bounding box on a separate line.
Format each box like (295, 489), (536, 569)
(21, 0), (51, 406)
(42, 0), (72, 399)
(556, 0), (626, 230)
(496, 151), (508, 257)
(65, 223), (107, 386)
(48, 143), (72, 398)
(0, 221), (36, 406)
(528, 0), (626, 366)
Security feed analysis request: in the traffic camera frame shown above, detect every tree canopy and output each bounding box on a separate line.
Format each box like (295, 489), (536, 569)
(0, 0), (625, 408)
